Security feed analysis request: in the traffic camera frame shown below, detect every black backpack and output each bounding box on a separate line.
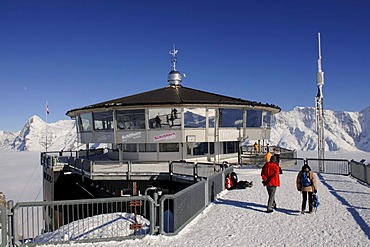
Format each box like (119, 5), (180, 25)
(230, 172), (238, 185)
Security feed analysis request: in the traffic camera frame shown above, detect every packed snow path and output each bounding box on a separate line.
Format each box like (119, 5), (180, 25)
(101, 166), (370, 247)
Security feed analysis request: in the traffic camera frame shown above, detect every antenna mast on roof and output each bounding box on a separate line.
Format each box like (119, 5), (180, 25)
(169, 44), (178, 71)
(315, 32), (325, 171)
(167, 44), (182, 86)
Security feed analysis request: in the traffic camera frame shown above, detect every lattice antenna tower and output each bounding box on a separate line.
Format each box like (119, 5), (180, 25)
(167, 44), (182, 86)
(169, 44), (178, 71)
(315, 32), (325, 169)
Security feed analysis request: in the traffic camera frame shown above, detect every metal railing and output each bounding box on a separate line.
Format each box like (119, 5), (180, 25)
(350, 160), (370, 184)
(0, 205), (7, 247)
(159, 166), (233, 235)
(10, 196), (155, 246)
(41, 153), (172, 180)
(3, 158), (231, 246)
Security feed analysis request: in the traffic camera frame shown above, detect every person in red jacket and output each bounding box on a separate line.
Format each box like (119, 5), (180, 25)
(261, 155), (281, 213)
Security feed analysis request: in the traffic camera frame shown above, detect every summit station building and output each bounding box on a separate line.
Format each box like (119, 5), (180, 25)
(65, 48), (280, 163)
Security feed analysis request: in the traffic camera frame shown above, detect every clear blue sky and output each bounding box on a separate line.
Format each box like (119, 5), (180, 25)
(1, 0), (369, 131)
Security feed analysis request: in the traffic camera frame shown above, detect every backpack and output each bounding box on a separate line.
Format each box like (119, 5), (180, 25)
(311, 193), (320, 210)
(225, 176), (234, 190)
(230, 172), (238, 185)
(300, 171), (312, 187)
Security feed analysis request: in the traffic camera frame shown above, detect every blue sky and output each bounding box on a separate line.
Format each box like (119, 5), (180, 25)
(1, 0), (369, 131)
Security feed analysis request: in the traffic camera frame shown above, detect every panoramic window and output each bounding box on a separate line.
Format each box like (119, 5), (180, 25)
(219, 108), (243, 127)
(159, 143), (179, 152)
(139, 143), (157, 152)
(262, 111), (272, 128)
(122, 144), (137, 152)
(116, 109), (145, 130)
(208, 109), (216, 128)
(246, 110), (262, 127)
(79, 113), (93, 132)
(187, 142), (214, 155)
(223, 141), (238, 153)
(148, 108), (181, 129)
(184, 108), (206, 128)
(93, 111), (113, 130)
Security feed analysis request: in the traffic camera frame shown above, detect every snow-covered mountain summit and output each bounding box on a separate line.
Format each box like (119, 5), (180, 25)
(270, 106), (370, 152)
(1, 115), (77, 151)
(0, 107), (369, 152)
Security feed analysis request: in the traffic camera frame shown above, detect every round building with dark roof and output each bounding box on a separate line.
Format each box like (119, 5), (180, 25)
(66, 48), (280, 162)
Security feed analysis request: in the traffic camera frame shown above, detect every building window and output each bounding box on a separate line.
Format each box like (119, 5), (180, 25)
(139, 143), (157, 152)
(79, 113), (93, 132)
(223, 141), (238, 154)
(117, 109), (145, 130)
(219, 108), (243, 127)
(246, 110), (262, 127)
(159, 143), (179, 152)
(262, 111), (271, 128)
(148, 108), (181, 129)
(184, 108), (206, 128)
(122, 144), (137, 152)
(187, 142), (214, 155)
(208, 109), (216, 128)
(93, 111), (113, 130)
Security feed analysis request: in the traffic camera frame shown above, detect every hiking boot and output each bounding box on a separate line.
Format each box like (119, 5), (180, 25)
(273, 204), (277, 209)
(301, 210), (305, 214)
(308, 211), (313, 214)
(266, 209), (274, 213)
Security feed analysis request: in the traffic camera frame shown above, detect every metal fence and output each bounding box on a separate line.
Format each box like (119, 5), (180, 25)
(9, 196), (155, 246)
(280, 158), (349, 175)
(0, 205), (7, 247)
(2, 159), (231, 246)
(159, 166), (232, 235)
(350, 160), (370, 184)
(243, 148), (351, 176)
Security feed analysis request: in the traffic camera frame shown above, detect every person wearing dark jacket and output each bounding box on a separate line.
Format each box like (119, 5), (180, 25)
(296, 164), (318, 214)
(261, 155), (280, 213)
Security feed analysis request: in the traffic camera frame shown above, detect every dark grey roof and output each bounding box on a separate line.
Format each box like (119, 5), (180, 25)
(66, 85), (280, 116)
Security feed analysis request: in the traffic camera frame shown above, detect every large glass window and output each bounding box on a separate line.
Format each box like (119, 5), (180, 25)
(262, 111), (271, 128)
(159, 143), (179, 152)
(184, 108), (206, 128)
(139, 143), (157, 152)
(148, 108), (181, 129)
(223, 141), (238, 154)
(122, 144), (137, 152)
(93, 111), (113, 130)
(208, 109), (216, 128)
(117, 109), (145, 130)
(246, 110), (262, 127)
(79, 113), (93, 132)
(219, 108), (243, 127)
(187, 142), (214, 155)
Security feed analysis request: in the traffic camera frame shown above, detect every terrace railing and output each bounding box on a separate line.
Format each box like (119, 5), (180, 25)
(9, 196), (155, 246)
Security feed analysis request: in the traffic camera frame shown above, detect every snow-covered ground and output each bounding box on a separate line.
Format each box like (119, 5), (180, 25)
(1, 151), (370, 246)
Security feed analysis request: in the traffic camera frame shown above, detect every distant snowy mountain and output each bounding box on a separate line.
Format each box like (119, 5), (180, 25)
(1, 115), (77, 152)
(270, 106), (370, 152)
(0, 107), (369, 152)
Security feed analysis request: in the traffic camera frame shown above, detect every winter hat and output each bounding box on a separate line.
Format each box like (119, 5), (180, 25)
(301, 164), (311, 171)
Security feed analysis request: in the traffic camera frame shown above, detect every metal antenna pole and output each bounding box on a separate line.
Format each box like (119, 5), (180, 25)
(315, 32), (325, 171)
(169, 44), (178, 71)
